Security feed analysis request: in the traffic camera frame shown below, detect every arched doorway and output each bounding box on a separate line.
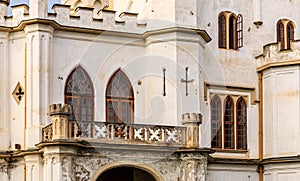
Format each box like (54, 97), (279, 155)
(97, 166), (156, 181)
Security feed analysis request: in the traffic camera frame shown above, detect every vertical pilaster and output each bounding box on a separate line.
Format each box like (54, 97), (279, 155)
(43, 146), (76, 181)
(24, 24), (53, 148)
(25, 154), (43, 181)
(0, 32), (9, 150)
(179, 152), (208, 181)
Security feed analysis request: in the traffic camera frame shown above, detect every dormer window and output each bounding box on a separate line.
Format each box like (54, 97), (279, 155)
(277, 19), (295, 50)
(218, 12), (243, 50)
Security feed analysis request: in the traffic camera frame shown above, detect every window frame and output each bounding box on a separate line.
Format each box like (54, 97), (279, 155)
(287, 22), (294, 50)
(64, 66), (95, 123)
(106, 69), (134, 124)
(223, 96), (235, 149)
(218, 14), (227, 49)
(236, 97), (247, 150)
(211, 95), (222, 149)
(237, 14), (243, 48)
(210, 95), (248, 150)
(64, 66), (95, 137)
(277, 21), (285, 50)
(218, 12), (243, 50)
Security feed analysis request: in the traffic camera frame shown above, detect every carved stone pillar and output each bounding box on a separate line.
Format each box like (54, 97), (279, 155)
(179, 151), (208, 181)
(49, 104), (71, 140)
(182, 113), (202, 148)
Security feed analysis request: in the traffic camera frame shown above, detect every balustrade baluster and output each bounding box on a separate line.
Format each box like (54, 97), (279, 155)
(129, 125), (133, 141)
(145, 127), (150, 142)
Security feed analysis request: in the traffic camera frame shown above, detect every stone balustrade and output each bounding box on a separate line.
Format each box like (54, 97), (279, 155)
(42, 104), (203, 148)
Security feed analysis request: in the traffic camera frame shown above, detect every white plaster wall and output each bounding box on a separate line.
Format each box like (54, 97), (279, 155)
(49, 27), (206, 126)
(207, 164), (258, 181)
(264, 163), (300, 181)
(263, 65), (300, 158)
(8, 33), (26, 151)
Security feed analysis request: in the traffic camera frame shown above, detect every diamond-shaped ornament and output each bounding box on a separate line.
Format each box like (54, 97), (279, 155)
(12, 82), (25, 105)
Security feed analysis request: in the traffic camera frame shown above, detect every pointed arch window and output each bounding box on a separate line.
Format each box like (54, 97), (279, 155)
(229, 15), (237, 49)
(224, 96), (234, 149)
(218, 14), (226, 48)
(277, 19), (295, 50)
(106, 70), (134, 124)
(277, 21), (285, 50)
(287, 22), (294, 50)
(210, 94), (248, 150)
(211, 95), (222, 148)
(218, 12), (243, 50)
(65, 66), (94, 123)
(236, 97), (247, 150)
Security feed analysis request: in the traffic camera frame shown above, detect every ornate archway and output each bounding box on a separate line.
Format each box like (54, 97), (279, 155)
(91, 162), (164, 181)
(96, 166), (156, 181)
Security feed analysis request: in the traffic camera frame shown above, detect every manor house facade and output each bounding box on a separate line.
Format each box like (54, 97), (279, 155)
(0, 0), (299, 180)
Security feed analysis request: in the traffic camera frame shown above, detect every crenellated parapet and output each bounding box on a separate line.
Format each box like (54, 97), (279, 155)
(49, 103), (71, 116)
(49, 104), (71, 140)
(48, 4), (144, 33)
(0, 2), (146, 34)
(182, 113), (202, 148)
(256, 41), (300, 72)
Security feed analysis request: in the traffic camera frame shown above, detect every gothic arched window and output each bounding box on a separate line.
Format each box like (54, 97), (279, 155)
(229, 15), (237, 49)
(106, 69), (134, 124)
(218, 12), (243, 50)
(287, 22), (294, 49)
(277, 21), (285, 50)
(218, 14), (226, 48)
(224, 96), (234, 149)
(211, 95), (222, 148)
(236, 97), (247, 149)
(277, 19), (295, 50)
(65, 66), (94, 123)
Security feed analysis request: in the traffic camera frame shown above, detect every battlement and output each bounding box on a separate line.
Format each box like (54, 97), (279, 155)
(49, 103), (71, 116)
(182, 113), (202, 124)
(0, 2), (146, 34)
(256, 40), (300, 71)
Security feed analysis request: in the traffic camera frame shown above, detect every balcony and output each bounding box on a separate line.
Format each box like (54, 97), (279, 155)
(42, 104), (202, 149)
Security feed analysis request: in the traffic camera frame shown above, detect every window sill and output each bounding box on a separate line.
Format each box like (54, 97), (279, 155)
(218, 47), (240, 51)
(279, 48), (292, 52)
(212, 148), (248, 153)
